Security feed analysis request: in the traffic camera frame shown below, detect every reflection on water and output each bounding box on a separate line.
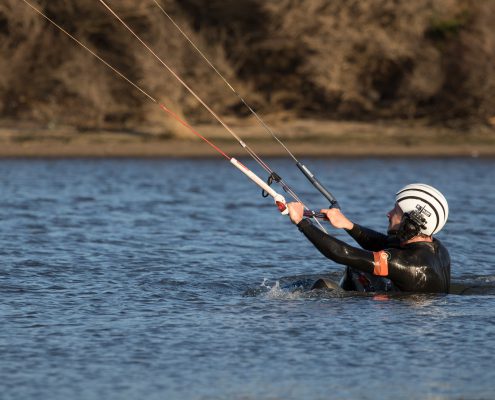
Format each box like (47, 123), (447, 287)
(451, 275), (495, 295)
(245, 272), (495, 299)
(1, 158), (495, 400)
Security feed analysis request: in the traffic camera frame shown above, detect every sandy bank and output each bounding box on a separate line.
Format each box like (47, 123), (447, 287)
(1, 119), (494, 158)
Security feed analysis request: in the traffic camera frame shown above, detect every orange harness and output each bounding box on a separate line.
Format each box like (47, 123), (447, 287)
(373, 251), (389, 276)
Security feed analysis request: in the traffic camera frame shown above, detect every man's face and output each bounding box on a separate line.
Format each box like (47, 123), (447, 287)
(387, 202), (404, 233)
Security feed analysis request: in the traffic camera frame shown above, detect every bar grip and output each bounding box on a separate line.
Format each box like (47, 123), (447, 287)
(303, 210), (328, 220)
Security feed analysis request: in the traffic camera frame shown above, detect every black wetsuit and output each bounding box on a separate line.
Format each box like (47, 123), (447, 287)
(297, 219), (451, 293)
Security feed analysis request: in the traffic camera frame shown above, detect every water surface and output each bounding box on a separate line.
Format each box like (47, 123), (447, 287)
(1, 157), (494, 399)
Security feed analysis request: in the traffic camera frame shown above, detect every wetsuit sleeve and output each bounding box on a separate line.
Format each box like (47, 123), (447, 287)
(344, 224), (389, 251)
(297, 219), (376, 273)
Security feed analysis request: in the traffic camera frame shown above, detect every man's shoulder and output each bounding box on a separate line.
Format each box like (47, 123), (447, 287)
(398, 238), (450, 264)
(433, 237), (451, 260)
(432, 237), (449, 252)
(386, 238), (447, 257)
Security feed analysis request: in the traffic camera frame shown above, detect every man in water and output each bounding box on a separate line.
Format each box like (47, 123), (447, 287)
(287, 183), (451, 293)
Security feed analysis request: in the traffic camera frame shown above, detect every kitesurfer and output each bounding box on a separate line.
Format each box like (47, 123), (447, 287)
(288, 183), (451, 293)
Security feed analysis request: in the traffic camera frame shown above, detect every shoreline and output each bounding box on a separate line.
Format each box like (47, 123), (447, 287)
(1, 120), (494, 158)
(1, 140), (493, 158)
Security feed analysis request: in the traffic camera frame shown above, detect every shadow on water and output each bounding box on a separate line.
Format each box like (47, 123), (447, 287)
(450, 275), (495, 295)
(243, 273), (495, 299)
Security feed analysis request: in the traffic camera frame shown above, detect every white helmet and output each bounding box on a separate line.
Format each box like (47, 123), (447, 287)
(395, 183), (449, 236)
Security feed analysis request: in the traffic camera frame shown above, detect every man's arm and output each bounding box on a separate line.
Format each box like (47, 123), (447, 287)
(296, 219), (376, 272)
(345, 224), (393, 251)
(288, 202), (391, 280)
(319, 207), (394, 251)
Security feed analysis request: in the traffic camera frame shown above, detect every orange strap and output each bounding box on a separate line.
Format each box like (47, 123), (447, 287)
(373, 251), (389, 276)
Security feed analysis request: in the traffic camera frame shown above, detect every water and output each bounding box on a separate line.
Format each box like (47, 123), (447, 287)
(1, 157), (494, 400)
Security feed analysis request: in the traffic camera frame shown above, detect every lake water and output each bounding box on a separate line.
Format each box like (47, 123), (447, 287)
(1, 157), (494, 400)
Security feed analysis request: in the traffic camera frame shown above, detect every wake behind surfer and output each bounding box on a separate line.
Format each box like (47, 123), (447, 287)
(287, 184), (451, 293)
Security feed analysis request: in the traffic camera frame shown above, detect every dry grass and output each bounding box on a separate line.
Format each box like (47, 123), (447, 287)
(1, 0), (494, 138)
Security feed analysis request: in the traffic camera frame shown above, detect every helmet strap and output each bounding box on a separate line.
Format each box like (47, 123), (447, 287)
(397, 210), (427, 242)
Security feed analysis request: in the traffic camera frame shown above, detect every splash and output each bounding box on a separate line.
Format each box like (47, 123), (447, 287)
(245, 276), (345, 300)
(263, 280), (306, 300)
(241, 278), (307, 299)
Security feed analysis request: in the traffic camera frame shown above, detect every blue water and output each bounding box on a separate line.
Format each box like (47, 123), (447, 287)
(1, 157), (494, 400)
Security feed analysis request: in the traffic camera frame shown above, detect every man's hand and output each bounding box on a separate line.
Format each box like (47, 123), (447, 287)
(288, 202), (304, 225)
(321, 208), (354, 230)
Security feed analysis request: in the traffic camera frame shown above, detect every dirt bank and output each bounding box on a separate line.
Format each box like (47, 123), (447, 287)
(1, 119), (494, 158)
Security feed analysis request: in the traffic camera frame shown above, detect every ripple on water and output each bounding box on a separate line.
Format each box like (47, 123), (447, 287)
(1, 158), (495, 400)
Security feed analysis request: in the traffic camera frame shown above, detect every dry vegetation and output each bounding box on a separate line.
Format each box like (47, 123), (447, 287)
(1, 0), (494, 139)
